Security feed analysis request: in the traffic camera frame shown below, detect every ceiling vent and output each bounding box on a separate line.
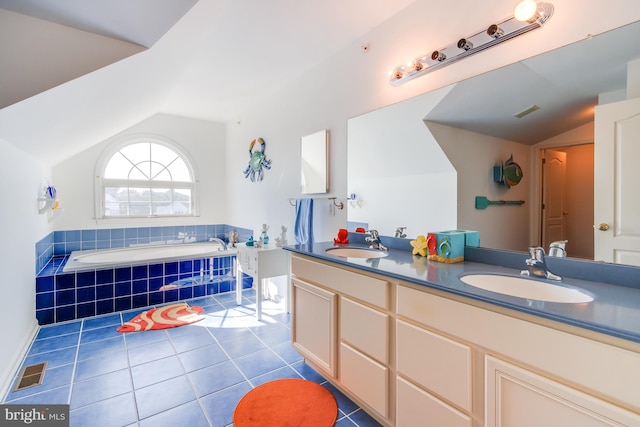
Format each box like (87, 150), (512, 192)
(514, 104), (541, 119)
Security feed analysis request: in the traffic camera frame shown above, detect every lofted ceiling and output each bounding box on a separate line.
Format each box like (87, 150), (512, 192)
(0, 0), (416, 165)
(0, 0), (198, 109)
(0, 0), (638, 165)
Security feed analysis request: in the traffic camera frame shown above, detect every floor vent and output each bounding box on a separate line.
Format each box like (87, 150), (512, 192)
(13, 362), (47, 392)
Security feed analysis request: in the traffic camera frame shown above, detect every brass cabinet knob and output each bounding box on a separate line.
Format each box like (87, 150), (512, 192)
(597, 223), (610, 231)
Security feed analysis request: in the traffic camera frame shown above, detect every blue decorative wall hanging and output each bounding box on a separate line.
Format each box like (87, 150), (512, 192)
(243, 137), (272, 182)
(493, 154), (523, 187)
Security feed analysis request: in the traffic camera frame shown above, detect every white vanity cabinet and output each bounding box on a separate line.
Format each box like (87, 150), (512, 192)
(291, 255), (392, 423)
(290, 254), (640, 427)
(398, 285), (640, 427)
(486, 356), (640, 427)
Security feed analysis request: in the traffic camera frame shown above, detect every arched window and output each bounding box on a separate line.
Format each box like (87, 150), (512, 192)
(96, 138), (198, 218)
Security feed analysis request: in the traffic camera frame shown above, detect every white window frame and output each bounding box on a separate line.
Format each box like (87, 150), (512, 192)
(95, 134), (200, 220)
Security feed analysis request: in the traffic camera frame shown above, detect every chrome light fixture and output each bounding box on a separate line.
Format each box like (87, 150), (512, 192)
(389, 0), (554, 85)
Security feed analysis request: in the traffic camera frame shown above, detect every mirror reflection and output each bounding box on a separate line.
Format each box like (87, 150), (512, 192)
(301, 129), (329, 194)
(347, 21), (640, 266)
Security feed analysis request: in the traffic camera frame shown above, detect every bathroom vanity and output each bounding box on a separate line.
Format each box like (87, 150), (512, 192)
(285, 243), (640, 427)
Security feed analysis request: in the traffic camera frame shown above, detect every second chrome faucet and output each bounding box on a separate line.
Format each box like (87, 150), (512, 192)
(521, 246), (562, 281)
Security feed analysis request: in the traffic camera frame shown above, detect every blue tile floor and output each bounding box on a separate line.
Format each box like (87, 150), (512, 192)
(2, 291), (382, 427)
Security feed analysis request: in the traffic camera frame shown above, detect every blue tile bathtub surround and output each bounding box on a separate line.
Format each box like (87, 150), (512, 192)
(35, 224), (252, 275)
(35, 224), (253, 325)
(36, 256), (252, 325)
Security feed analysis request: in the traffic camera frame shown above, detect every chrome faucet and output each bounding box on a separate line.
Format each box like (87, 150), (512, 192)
(521, 246), (561, 281)
(365, 229), (388, 251)
(208, 237), (228, 250)
(394, 227), (407, 238)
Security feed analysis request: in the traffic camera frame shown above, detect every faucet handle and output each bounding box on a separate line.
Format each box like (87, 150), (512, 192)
(528, 246), (545, 259)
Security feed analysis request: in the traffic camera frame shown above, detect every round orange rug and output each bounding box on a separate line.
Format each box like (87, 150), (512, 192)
(233, 378), (338, 427)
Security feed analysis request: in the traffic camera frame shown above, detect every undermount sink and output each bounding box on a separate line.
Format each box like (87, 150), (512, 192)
(326, 247), (388, 259)
(459, 274), (593, 303)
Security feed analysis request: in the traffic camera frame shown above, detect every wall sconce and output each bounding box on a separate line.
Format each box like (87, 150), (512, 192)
(389, 1), (554, 85)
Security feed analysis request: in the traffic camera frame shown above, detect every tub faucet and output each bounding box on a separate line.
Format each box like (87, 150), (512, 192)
(208, 237), (228, 250)
(365, 230), (388, 251)
(521, 246), (561, 281)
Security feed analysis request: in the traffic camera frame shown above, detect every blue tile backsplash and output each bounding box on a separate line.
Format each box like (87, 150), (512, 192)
(35, 224), (254, 325)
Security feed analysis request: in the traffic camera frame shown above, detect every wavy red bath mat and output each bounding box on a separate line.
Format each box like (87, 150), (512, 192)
(117, 303), (205, 333)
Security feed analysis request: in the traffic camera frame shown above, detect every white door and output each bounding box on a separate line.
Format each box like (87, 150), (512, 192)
(594, 97), (640, 266)
(542, 149), (567, 250)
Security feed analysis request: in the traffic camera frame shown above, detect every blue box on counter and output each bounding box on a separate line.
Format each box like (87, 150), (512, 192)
(427, 231), (465, 263)
(426, 230), (480, 264)
(446, 229), (480, 247)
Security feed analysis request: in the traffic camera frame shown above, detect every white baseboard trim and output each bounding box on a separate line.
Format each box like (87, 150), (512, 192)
(0, 320), (40, 401)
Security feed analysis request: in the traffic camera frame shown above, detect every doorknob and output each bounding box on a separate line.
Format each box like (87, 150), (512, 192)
(597, 223), (610, 231)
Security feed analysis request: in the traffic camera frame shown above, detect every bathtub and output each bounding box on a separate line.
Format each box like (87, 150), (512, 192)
(63, 241), (236, 272)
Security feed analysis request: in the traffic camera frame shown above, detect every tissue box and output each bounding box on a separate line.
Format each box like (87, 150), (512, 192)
(427, 231), (465, 263)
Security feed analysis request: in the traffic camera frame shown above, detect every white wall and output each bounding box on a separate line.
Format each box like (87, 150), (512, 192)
(221, 0), (640, 243)
(348, 86), (457, 237)
(52, 113), (227, 230)
(0, 138), (50, 396)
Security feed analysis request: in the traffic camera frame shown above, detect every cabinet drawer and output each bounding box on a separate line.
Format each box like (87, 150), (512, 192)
(340, 342), (389, 418)
(396, 376), (471, 427)
(341, 297), (389, 364)
(397, 319), (472, 412)
(292, 255), (389, 309)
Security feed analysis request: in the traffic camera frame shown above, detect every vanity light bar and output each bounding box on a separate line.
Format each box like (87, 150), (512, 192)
(389, 1), (554, 86)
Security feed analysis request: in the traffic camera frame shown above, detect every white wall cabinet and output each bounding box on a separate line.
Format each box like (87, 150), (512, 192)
(290, 254), (640, 427)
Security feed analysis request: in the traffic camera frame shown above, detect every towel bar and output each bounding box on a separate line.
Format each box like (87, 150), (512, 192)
(288, 197), (344, 210)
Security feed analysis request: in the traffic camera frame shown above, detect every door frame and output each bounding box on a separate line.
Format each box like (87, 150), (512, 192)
(529, 135), (594, 250)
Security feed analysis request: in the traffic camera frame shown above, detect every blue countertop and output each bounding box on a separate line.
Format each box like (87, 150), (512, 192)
(284, 240), (640, 345)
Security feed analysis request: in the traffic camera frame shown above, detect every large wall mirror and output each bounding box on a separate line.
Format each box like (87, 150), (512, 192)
(301, 129), (329, 194)
(347, 20), (640, 266)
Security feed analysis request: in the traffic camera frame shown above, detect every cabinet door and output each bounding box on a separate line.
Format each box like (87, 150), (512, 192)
(396, 376), (472, 427)
(292, 278), (337, 377)
(341, 296), (389, 364)
(340, 342), (389, 418)
(486, 356), (640, 427)
(396, 319), (472, 412)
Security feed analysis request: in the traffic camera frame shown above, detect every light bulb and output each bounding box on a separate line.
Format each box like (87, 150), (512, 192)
(514, 0), (538, 22)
